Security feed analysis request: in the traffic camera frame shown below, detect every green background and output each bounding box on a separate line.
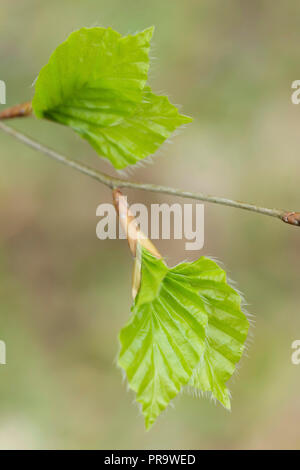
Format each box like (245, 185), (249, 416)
(0, 0), (299, 449)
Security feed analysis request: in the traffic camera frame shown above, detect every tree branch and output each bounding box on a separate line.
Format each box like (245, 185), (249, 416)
(0, 120), (299, 227)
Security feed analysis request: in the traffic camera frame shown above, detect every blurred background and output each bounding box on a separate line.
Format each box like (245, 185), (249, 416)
(0, 0), (299, 450)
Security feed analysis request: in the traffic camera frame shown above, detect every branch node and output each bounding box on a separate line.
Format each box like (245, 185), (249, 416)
(281, 211), (300, 227)
(0, 101), (32, 120)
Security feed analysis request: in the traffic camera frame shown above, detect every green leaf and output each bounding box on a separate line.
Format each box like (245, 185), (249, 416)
(76, 86), (192, 169)
(170, 258), (249, 410)
(118, 247), (208, 430)
(32, 27), (192, 169)
(118, 248), (249, 429)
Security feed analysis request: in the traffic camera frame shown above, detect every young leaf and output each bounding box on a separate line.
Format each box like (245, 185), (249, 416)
(32, 27), (192, 169)
(118, 247), (208, 430)
(170, 258), (249, 409)
(118, 248), (249, 429)
(74, 86), (192, 169)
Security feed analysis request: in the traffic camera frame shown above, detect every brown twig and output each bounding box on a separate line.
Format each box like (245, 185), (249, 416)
(113, 188), (162, 259)
(0, 101), (32, 120)
(281, 211), (300, 226)
(113, 188), (161, 299)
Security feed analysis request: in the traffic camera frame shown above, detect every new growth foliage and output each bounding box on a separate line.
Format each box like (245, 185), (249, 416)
(32, 26), (249, 428)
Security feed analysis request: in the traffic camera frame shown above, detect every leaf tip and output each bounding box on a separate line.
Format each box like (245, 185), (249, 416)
(143, 25), (155, 40)
(144, 409), (159, 431)
(181, 114), (193, 125)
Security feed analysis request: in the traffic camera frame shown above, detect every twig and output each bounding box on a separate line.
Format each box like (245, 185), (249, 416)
(0, 120), (299, 227)
(0, 102), (32, 120)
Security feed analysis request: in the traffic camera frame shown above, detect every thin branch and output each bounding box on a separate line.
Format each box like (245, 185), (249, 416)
(0, 120), (299, 227)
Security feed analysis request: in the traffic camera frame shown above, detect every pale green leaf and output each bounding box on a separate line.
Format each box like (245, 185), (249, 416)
(170, 258), (249, 409)
(118, 248), (249, 429)
(118, 248), (208, 430)
(32, 27), (192, 169)
(74, 86), (192, 169)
